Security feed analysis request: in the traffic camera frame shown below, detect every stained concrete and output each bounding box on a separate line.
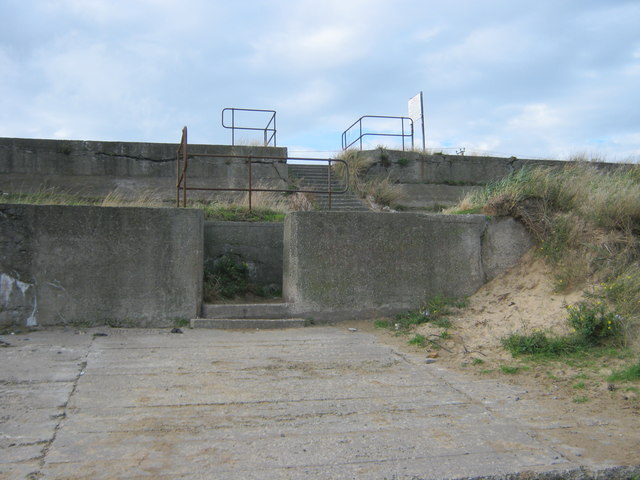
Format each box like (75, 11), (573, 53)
(284, 212), (532, 321)
(1, 204), (203, 328)
(1, 327), (634, 480)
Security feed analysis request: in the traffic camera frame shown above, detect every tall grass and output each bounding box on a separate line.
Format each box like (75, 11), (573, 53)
(333, 150), (402, 208)
(452, 161), (640, 347)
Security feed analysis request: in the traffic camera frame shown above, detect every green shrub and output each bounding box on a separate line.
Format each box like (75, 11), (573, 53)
(501, 331), (580, 357)
(203, 254), (249, 300)
(567, 301), (620, 344)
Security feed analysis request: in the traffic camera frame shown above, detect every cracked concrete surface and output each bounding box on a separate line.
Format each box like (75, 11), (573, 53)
(0, 327), (636, 480)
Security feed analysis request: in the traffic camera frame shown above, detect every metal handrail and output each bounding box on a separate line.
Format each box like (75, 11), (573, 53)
(341, 115), (414, 151)
(221, 108), (277, 147)
(176, 126), (349, 209)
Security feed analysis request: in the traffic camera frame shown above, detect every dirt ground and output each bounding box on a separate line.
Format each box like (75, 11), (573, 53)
(352, 250), (640, 467)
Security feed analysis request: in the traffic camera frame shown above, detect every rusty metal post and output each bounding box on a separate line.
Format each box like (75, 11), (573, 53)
(328, 160), (332, 210)
(182, 127), (188, 207)
(248, 156), (253, 211)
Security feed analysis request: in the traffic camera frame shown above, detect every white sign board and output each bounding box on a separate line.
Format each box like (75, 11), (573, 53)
(408, 92), (422, 121)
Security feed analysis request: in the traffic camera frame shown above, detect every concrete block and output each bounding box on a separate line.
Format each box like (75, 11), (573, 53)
(482, 217), (535, 281)
(0, 204), (203, 327)
(284, 212), (489, 321)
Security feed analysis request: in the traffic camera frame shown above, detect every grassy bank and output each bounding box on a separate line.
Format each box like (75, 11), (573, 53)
(451, 161), (640, 351)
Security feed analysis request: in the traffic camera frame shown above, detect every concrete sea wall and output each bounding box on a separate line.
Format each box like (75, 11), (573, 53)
(284, 212), (533, 321)
(0, 204), (203, 328)
(0, 137), (288, 201)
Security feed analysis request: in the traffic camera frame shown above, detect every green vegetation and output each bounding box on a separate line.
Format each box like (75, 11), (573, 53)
(198, 202), (285, 222)
(450, 162), (640, 355)
(202, 253), (280, 302)
(333, 150), (402, 208)
(500, 365), (522, 374)
(0, 187), (296, 222)
(408, 334), (427, 346)
(374, 319), (391, 329)
(608, 359), (640, 382)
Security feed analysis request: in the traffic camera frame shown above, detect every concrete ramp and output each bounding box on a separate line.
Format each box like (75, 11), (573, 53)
(1, 327), (630, 479)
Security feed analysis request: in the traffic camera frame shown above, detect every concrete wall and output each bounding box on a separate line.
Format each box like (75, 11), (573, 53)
(0, 137), (288, 202)
(284, 212), (533, 321)
(204, 221), (283, 289)
(356, 149), (619, 210)
(0, 204), (203, 328)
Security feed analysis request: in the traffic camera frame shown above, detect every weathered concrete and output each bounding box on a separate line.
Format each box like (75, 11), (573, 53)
(284, 212), (532, 322)
(361, 149), (561, 185)
(356, 149), (624, 210)
(190, 317), (305, 329)
(204, 221), (283, 289)
(0, 327), (634, 479)
(482, 217), (536, 281)
(397, 183), (482, 210)
(200, 302), (290, 320)
(0, 137), (288, 201)
(0, 204), (203, 328)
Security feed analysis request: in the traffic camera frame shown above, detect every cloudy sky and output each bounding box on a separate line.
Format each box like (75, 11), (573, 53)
(1, 0), (639, 160)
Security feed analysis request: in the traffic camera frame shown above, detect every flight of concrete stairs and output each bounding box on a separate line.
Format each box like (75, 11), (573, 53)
(287, 164), (368, 211)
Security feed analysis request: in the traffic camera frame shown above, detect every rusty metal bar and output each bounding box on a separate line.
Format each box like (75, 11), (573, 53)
(175, 128), (350, 209)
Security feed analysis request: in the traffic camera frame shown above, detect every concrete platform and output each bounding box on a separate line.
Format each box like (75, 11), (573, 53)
(0, 327), (636, 480)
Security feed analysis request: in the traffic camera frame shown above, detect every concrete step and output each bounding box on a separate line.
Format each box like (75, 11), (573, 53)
(288, 164), (368, 211)
(200, 302), (290, 319)
(191, 318), (306, 329)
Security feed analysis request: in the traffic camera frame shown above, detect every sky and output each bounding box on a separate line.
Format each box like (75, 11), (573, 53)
(1, 0), (639, 161)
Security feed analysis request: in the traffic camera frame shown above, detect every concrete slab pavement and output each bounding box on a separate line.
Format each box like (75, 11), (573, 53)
(0, 327), (637, 480)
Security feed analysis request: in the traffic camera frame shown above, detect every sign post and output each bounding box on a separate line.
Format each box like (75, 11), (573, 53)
(408, 92), (425, 152)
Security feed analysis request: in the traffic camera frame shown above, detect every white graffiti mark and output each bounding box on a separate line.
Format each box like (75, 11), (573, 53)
(0, 273), (38, 326)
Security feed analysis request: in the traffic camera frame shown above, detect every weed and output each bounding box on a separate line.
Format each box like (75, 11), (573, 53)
(608, 359), (640, 382)
(573, 381), (587, 389)
(203, 253), (249, 300)
(363, 175), (402, 208)
(567, 301), (620, 344)
(333, 150), (374, 192)
(408, 334), (427, 346)
(500, 365), (521, 374)
(439, 330), (451, 340)
(433, 317), (452, 329)
(502, 331), (581, 357)
(472, 357), (485, 365)
(422, 295), (466, 320)
(379, 149), (390, 167)
(375, 319), (391, 329)
(174, 318), (190, 328)
(397, 157), (410, 167)
(573, 395), (590, 403)
(393, 310), (430, 330)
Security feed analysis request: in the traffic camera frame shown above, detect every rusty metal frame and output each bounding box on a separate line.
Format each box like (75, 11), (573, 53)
(342, 115), (414, 151)
(176, 126), (349, 209)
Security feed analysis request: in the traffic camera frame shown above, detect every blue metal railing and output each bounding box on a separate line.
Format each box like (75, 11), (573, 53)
(222, 108), (277, 147)
(341, 115), (414, 151)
